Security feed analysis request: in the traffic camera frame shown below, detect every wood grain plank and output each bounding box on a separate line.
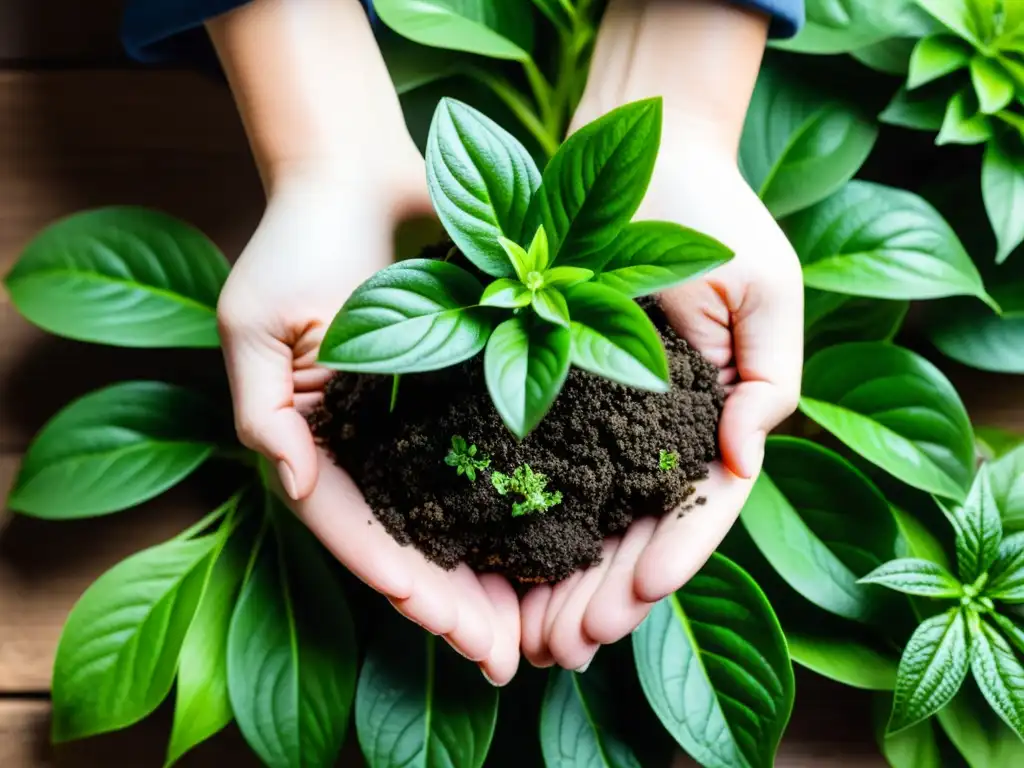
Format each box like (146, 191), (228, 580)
(0, 0), (126, 63)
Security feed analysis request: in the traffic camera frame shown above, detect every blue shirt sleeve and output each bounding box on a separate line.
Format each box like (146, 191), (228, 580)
(122, 0), (803, 64)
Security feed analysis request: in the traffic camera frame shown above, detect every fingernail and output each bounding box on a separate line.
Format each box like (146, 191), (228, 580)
(575, 659), (593, 674)
(481, 668), (499, 687)
(277, 461), (299, 500)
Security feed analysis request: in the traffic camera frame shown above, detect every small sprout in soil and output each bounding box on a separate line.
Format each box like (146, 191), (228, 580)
(444, 435), (490, 482)
(659, 450), (679, 472)
(491, 464), (563, 518)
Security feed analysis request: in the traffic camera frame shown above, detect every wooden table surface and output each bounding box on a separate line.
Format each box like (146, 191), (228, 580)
(0, 2), (1020, 766)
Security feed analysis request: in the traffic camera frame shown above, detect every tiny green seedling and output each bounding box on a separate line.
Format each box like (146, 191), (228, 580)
(444, 436), (490, 482)
(659, 450), (678, 472)
(491, 464), (562, 517)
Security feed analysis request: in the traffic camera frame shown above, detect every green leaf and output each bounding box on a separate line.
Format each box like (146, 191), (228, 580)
(374, 0), (534, 60)
(988, 532), (1024, 601)
(741, 437), (900, 623)
(852, 38), (917, 75)
(888, 609), (970, 735)
(356, 613), (498, 768)
(787, 629), (900, 691)
(991, 613), (1024, 654)
(858, 558), (964, 598)
(938, 682), (1024, 767)
(804, 289), (909, 358)
(590, 221), (733, 298)
(228, 508), (357, 768)
(938, 89), (993, 145)
(166, 515), (252, 767)
(540, 667), (642, 768)
(525, 99), (662, 267)
(800, 342), (975, 501)
(983, 132), (1024, 263)
(774, 0), (935, 54)
(481, 278), (532, 308)
(378, 32), (461, 95)
(426, 99), (541, 276)
(565, 283), (669, 392)
(739, 59), (878, 218)
(892, 505), (956, 572)
(916, 0), (984, 46)
(51, 534), (220, 742)
(927, 297), (1024, 374)
(990, 445), (1024, 530)
(8, 382), (224, 519)
(543, 266), (594, 290)
(880, 86), (951, 130)
(633, 554), (795, 768)
(529, 0), (574, 32)
(971, 55), (1016, 112)
(908, 35), (973, 88)
(977, 426), (1024, 460)
(532, 287), (570, 327)
(319, 259), (492, 374)
(874, 696), (943, 768)
(968, 613), (1024, 740)
(785, 181), (992, 304)
(944, 465), (1003, 583)
(527, 224), (551, 272)
(3, 207), (228, 348)
(498, 237), (534, 282)
(484, 317), (571, 439)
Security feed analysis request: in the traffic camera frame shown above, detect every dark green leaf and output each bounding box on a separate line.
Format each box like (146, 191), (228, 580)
(880, 86), (951, 130)
(565, 283), (668, 392)
(529, 0), (574, 32)
(228, 507), (357, 768)
(938, 89), (993, 145)
(804, 289), (909, 357)
(852, 38), (917, 75)
(532, 287), (570, 327)
(52, 534), (220, 741)
(971, 55), (1016, 113)
(944, 465), (1003, 583)
(319, 259), (492, 374)
(484, 317), (571, 438)
(526, 99), (662, 267)
(540, 667), (642, 768)
(590, 221), (732, 298)
(874, 695), (943, 768)
(785, 181), (992, 304)
(633, 554), (795, 768)
(8, 382), (224, 519)
(378, 32), (461, 95)
(481, 278), (531, 308)
(990, 445), (1024, 530)
(774, 0), (935, 54)
(800, 342), (975, 501)
(889, 609), (970, 734)
(927, 297), (1024, 374)
(858, 558), (964, 598)
(968, 613), (1024, 740)
(356, 613), (498, 768)
(739, 60), (878, 217)
(988, 532), (1024, 602)
(426, 99), (541, 276)
(983, 132), (1024, 263)
(908, 34), (973, 88)
(374, 0), (534, 60)
(891, 505), (956, 572)
(3, 208), (228, 348)
(938, 682), (1024, 767)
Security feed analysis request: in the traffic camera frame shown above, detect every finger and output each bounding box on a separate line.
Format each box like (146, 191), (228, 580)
(388, 562), (459, 638)
(659, 282), (733, 368)
(634, 463), (756, 603)
(718, 380), (795, 479)
(548, 540), (621, 671)
(439, 566), (496, 663)
(718, 366), (737, 386)
(221, 332), (319, 500)
(542, 570), (585, 648)
(521, 585), (556, 668)
(477, 574), (521, 686)
(583, 518), (659, 645)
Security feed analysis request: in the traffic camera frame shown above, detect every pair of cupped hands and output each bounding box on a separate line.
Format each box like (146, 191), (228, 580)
(217, 108), (803, 685)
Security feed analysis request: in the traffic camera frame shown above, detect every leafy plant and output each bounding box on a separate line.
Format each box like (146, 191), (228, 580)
(445, 435), (491, 481)
(491, 464), (562, 517)
(658, 450), (678, 472)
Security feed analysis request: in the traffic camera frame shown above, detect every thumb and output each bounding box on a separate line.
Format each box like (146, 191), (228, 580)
(718, 381), (796, 479)
(221, 330), (319, 500)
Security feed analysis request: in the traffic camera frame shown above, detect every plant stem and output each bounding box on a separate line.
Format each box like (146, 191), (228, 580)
(468, 67), (559, 158)
(215, 446), (258, 467)
(176, 488), (246, 541)
(390, 374), (401, 413)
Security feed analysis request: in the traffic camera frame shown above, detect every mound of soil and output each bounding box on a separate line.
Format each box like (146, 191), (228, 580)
(311, 300), (724, 584)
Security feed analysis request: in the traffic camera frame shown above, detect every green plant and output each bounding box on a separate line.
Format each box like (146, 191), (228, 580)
(317, 96), (733, 438)
(491, 464), (563, 517)
(658, 450), (678, 472)
(445, 435), (491, 481)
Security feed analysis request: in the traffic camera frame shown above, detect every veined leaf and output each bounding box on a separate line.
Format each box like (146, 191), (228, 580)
(943, 464), (1003, 583)
(983, 131), (1024, 263)
(804, 289), (909, 357)
(858, 558), (963, 598)
(938, 682), (1024, 767)
(968, 613), (1024, 741)
(990, 445), (1024, 530)
(988, 532), (1024, 602)
(481, 278), (531, 308)
(532, 287), (570, 328)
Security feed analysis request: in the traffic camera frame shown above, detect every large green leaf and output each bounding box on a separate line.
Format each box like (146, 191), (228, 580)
(788, 627), (900, 691)
(800, 342), (975, 501)
(426, 99), (540, 276)
(51, 534), (220, 741)
(859, 558), (964, 598)
(938, 682), (1024, 767)
(880, 85), (952, 130)
(785, 181), (993, 304)
(943, 464), (1002, 583)
(319, 259), (492, 373)
(526, 99), (662, 267)
(228, 507), (357, 768)
(3, 208), (228, 348)
(873, 696), (943, 768)
(633, 554), (794, 768)
(927, 297), (1024, 374)
(739, 60), (878, 218)
(804, 289), (909, 357)
(916, 0), (985, 46)
(484, 317), (571, 438)
(774, 0), (935, 53)
(374, 0), (534, 61)
(968, 613), (1024, 740)
(356, 613), (497, 768)
(742, 437), (900, 624)
(590, 221), (733, 298)
(990, 445), (1024, 530)
(540, 667), (642, 768)
(564, 282), (669, 392)
(983, 132), (1024, 263)
(7, 382), (226, 519)
(852, 38), (917, 75)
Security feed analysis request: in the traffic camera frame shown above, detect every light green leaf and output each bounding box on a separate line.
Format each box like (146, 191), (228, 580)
(983, 132), (1024, 263)
(891, 505), (955, 571)
(988, 532), (1024, 602)
(8, 382), (225, 519)
(908, 34), (973, 88)
(591, 221), (733, 298)
(991, 613), (1024, 654)
(977, 426), (1024, 460)
(804, 289), (909, 358)
(633, 554), (794, 768)
(480, 278), (531, 308)
(527, 224), (551, 272)
(785, 181), (992, 304)
(916, 0), (984, 46)
(968, 613), (1024, 741)
(858, 558), (964, 598)
(990, 445), (1024, 530)
(944, 464), (1003, 583)
(938, 89), (993, 145)
(787, 631), (900, 691)
(852, 38), (917, 75)
(52, 534), (219, 742)
(532, 287), (570, 328)
(874, 696), (943, 768)
(739, 59), (878, 217)
(971, 55), (1016, 112)
(228, 508), (357, 768)
(800, 342), (975, 501)
(426, 99), (540, 276)
(356, 614), (498, 768)
(565, 282), (669, 392)
(3, 207), (228, 348)
(888, 609), (970, 734)
(775, 0), (935, 54)
(319, 259), (492, 374)
(484, 317), (571, 439)
(880, 86), (950, 130)
(498, 237), (534, 281)
(526, 99), (662, 267)
(374, 0), (534, 61)
(938, 683), (1024, 767)
(543, 266), (594, 290)
(529, 0), (574, 32)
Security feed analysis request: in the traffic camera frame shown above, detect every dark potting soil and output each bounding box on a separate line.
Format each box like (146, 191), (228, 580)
(311, 299), (724, 584)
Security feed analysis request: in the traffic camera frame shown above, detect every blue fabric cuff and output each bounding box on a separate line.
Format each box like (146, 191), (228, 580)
(739, 0), (804, 39)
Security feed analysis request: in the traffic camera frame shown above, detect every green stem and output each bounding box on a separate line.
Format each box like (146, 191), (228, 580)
(390, 374), (401, 413)
(215, 446), (258, 468)
(176, 488), (246, 541)
(523, 58), (556, 130)
(466, 67), (559, 158)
